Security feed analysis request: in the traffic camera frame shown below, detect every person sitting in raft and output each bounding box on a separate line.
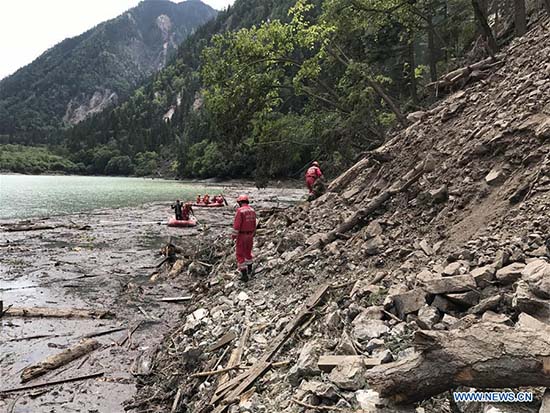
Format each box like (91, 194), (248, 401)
(203, 194), (210, 205)
(171, 199), (183, 220)
(196, 194), (202, 204)
(182, 203), (194, 220)
(216, 194), (225, 204)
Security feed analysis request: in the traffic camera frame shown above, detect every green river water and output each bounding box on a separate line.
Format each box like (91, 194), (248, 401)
(0, 175), (220, 220)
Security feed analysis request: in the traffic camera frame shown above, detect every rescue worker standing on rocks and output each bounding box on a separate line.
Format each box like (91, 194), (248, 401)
(231, 195), (256, 282)
(305, 161), (323, 194)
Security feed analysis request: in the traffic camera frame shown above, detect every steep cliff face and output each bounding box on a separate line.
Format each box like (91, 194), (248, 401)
(0, 0), (217, 137)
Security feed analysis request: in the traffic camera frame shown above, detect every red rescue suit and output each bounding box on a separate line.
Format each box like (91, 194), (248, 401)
(232, 204), (256, 270)
(305, 166), (323, 193)
(182, 205), (192, 220)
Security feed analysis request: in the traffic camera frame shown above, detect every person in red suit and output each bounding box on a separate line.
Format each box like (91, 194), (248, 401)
(305, 161), (323, 194)
(231, 195), (257, 281)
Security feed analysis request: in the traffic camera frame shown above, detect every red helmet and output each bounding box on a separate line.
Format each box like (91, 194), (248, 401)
(237, 194), (249, 203)
(312, 161), (320, 167)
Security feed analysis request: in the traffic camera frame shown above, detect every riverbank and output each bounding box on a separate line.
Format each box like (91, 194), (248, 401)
(0, 185), (304, 412)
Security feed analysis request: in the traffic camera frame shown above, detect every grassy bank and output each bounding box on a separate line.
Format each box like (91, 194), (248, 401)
(0, 144), (81, 174)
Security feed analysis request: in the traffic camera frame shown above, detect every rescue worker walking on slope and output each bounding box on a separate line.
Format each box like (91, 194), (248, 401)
(305, 161), (323, 194)
(231, 195), (257, 282)
(171, 200), (183, 220)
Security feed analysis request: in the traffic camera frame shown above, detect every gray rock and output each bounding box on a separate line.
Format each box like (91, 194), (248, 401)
(516, 312), (550, 331)
(416, 306), (441, 330)
(299, 380), (338, 400)
(493, 250), (511, 270)
(540, 388), (550, 413)
(432, 295), (461, 313)
(513, 280), (550, 318)
(471, 265), (496, 288)
(365, 338), (385, 353)
(495, 263), (526, 284)
(443, 261), (468, 276)
(532, 277), (550, 299)
(445, 291), (480, 307)
(468, 294), (501, 315)
(287, 340), (323, 385)
(429, 185), (449, 203)
(422, 274), (476, 294)
(335, 330), (358, 355)
(389, 288), (427, 319)
(352, 318), (389, 342)
(481, 310), (511, 325)
(324, 310), (344, 331)
(328, 360), (366, 391)
(485, 168), (505, 185)
(365, 236), (384, 256)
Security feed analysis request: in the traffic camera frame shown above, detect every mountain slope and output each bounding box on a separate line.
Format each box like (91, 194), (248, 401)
(129, 18), (550, 412)
(0, 0), (217, 140)
(63, 0), (302, 176)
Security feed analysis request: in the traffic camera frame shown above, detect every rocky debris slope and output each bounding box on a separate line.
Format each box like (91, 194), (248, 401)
(129, 20), (550, 413)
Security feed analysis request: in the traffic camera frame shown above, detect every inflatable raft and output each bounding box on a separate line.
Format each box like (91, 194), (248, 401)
(167, 218), (197, 227)
(192, 202), (224, 208)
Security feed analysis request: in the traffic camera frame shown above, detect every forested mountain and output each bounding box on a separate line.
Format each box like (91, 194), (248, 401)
(14, 0), (550, 178)
(0, 0), (217, 143)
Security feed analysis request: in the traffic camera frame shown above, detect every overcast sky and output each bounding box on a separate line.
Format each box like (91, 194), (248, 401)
(0, 0), (234, 80)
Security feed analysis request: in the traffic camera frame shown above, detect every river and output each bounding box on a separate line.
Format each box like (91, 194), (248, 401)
(0, 175), (221, 220)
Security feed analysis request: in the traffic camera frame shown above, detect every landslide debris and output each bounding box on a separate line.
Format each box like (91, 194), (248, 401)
(128, 20), (550, 413)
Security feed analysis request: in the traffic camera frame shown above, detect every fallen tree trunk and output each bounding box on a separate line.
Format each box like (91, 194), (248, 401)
(427, 55), (503, 91)
(21, 339), (101, 382)
(4, 306), (112, 319)
(306, 158), (434, 252)
(365, 323), (550, 403)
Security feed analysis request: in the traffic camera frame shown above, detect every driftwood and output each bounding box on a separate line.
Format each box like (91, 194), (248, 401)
(21, 339), (101, 383)
(427, 55), (504, 91)
(307, 159), (434, 252)
(4, 306), (112, 319)
(159, 296), (193, 303)
(2, 223), (90, 232)
(0, 371), (105, 394)
(365, 323), (550, 403)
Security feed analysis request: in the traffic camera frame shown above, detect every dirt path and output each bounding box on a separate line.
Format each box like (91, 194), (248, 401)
(0, 185), (303, 412)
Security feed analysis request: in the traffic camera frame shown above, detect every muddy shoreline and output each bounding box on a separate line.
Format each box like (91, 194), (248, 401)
(0, 185), (304, 412)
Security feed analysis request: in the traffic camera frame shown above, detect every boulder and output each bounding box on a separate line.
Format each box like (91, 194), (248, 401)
(328, 360), (366, 391)
(495, 263), (526, 285)
(471, 265), (496, 288)
(365, 236), (384, 256)
(468, 294), (501, 315)
(516, 312), (550, 332)
(481, 311), (511, 325)
(513, 280), (550, 318)
(388, 289), (427, 319)
(299, 380), (338, 400)
(485, 168), (505, 185)
(429, 185), (449, 203)
(532, 277), (550, 299)
(416, 306), (441, 330)
(352, 319), (390, 342)
(432, 295), (461, 313)
(422, 274), (476, 294)
(443, 261), (469, 276)
(445, 291), (480, 307)
(288, 340), (323, 385)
